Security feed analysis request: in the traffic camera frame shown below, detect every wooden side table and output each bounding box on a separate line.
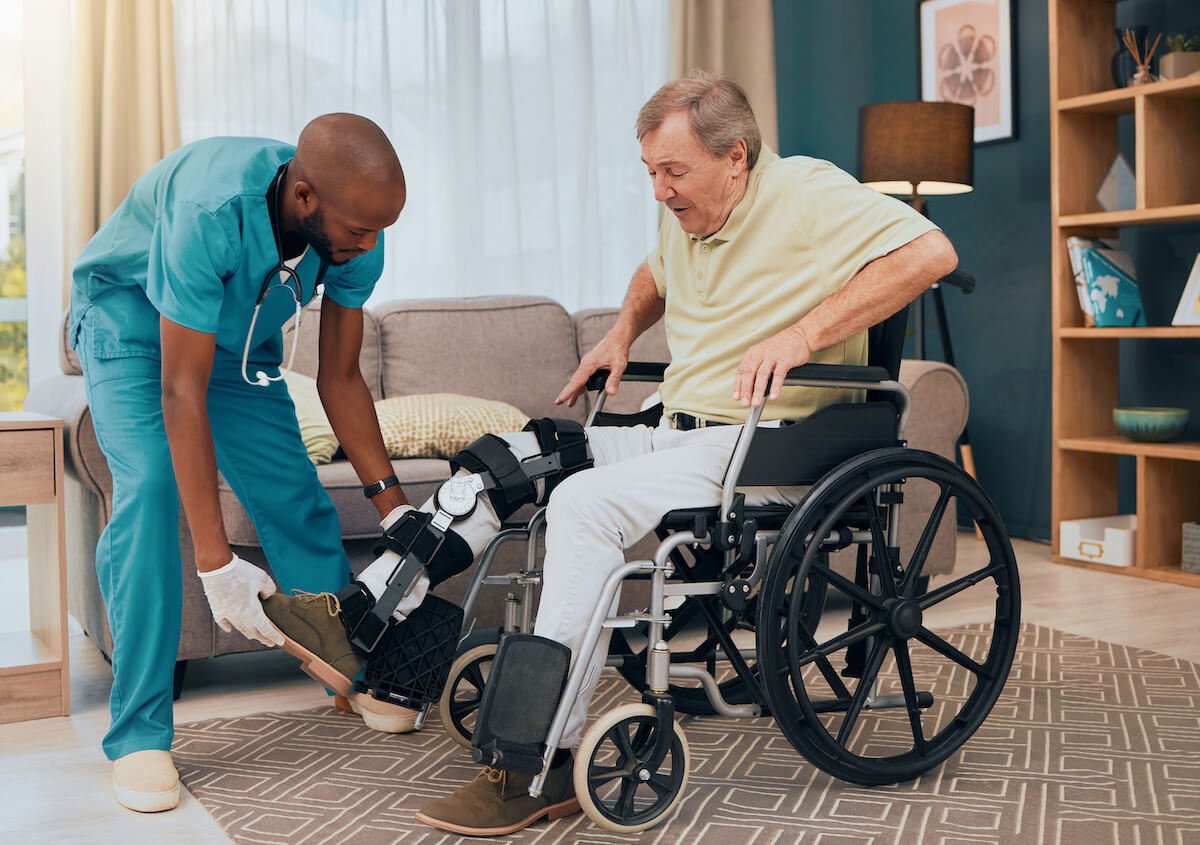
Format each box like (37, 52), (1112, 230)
(0, 412), (69, 722)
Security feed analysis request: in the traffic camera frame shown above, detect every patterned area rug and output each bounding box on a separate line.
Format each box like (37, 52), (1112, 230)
(174, 624), (1200, 844)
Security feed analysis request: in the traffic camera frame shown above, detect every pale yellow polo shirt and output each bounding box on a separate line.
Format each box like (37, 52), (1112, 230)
(647, 147), (939, 423)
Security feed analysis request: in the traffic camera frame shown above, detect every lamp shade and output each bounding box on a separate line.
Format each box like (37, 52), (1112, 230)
(858, 101), (974, 197)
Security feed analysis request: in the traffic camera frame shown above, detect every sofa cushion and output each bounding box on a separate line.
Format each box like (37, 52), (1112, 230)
(574, 308), (671, 415)
(282, 298), (384, 401)
(374, 296), (585, 422)
(280, 369), (340, 464)
(376, 393), (530, 458)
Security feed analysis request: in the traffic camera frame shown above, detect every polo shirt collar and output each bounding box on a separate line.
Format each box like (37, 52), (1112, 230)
(692, 145), (781, 245)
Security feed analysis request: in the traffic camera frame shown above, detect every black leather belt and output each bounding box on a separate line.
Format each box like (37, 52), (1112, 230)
(669, 412), (729, 431)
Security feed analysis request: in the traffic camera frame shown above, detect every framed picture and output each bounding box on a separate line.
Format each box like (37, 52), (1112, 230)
(919, 0), (1017, 144)
(1172, 255), (1200, 326)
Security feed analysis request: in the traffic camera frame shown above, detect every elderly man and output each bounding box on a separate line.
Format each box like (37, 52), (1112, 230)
(264, 74), (956, 835)
(70, 113), (411, 812)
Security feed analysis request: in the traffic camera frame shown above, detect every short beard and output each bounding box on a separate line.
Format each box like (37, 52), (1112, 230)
(296, 207), (345, 266)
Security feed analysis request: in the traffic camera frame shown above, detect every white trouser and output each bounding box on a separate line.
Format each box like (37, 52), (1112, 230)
(362, 418), (803, 747)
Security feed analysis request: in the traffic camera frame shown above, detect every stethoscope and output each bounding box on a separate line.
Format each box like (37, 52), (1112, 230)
(241, 162), (329, 387)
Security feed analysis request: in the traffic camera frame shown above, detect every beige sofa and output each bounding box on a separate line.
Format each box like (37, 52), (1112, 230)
(25, 295), (969, 670)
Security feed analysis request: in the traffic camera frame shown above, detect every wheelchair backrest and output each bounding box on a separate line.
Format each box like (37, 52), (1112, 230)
(869, 302), (910, 381)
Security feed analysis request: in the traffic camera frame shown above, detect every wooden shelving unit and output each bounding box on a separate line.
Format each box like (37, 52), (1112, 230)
(1050, 0), (1200, 587)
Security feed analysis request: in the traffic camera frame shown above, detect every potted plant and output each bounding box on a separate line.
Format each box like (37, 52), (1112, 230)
(1161, 33), (1200, 80)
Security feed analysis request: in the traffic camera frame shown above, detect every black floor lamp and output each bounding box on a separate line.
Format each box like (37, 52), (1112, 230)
(857, 100), (983, 504)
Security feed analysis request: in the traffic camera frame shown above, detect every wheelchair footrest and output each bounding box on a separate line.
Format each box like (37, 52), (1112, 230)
(471, 633), (571, 773)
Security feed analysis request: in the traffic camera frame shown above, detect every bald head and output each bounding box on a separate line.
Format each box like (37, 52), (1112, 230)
(285, 113), (405, 264)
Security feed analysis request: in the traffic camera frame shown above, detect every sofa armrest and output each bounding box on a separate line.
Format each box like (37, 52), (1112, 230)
(24, 375), (112, 512)
(897, 359), (968, 458)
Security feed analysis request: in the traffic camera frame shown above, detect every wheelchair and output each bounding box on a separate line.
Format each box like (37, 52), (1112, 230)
(432, 295), (1020, 833)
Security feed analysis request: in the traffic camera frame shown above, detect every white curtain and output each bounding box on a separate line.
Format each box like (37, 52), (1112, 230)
(173, 0), (668, 312)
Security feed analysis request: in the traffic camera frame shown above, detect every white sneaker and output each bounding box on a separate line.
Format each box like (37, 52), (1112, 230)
(333, 693), (420, 733)
(112, 749), (181, 813)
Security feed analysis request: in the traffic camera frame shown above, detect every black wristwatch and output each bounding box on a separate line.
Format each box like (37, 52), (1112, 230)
(363, 474), (401, 499)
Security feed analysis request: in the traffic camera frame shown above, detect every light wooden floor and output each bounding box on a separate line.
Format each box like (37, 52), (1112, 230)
(1, 535), (1198, 844)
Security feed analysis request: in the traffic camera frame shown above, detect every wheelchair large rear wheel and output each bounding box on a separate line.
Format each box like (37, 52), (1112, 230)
(757, 447), (1020, 786)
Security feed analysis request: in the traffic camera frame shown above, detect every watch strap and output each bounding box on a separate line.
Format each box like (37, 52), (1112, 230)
(363, 474), (401, 499)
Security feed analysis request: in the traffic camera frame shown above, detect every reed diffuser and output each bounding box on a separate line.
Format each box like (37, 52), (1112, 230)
(1123, 27), (1161, 85)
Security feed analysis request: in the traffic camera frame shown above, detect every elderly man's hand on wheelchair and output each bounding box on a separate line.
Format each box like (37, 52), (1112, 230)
(556, 331), (632, 407)
(733, 323), (814, 408)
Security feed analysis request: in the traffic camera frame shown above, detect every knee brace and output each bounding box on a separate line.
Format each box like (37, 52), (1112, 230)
(472, 633), (572, 773)
(451, 417), (594, 520)
(355, 593), (464, 710)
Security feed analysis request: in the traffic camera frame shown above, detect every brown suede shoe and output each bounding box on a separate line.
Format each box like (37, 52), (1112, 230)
(262, 592), (364, 696)
(415, 753), (580, 836)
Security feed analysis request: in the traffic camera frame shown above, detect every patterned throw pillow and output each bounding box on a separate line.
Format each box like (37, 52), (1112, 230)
(375, 393), (530, 459)
(281, 369), (339, 465)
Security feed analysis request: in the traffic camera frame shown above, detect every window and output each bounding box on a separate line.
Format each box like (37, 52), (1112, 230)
(0, 0), (26, 412)
(173, 0), (668, 312)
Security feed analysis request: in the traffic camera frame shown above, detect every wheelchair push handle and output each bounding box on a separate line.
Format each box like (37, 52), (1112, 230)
(939, 268), (975, 294)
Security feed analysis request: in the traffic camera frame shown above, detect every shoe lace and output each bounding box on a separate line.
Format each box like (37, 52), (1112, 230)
(482, 766), (506, 787)
(290, 590), (341, 617)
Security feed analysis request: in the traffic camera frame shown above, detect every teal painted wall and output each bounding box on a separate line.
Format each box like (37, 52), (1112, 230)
(774, 0), (1200, 541)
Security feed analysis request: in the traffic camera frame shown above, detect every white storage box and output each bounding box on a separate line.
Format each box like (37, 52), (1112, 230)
(1184, 522), (1200, 574)
(1059, 515), (1136, 567)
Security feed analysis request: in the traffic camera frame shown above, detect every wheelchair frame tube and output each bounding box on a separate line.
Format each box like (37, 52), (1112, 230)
(459, 527), (530, 625)
(530, 531), (696, 797)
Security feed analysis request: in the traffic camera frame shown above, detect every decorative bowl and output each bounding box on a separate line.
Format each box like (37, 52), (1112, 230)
(1112, 407), (1189, 442)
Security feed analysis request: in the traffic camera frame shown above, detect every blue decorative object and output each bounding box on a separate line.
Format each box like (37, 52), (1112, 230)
(1113, 407), (1189, 442)
(1081, 246), (1147, 327)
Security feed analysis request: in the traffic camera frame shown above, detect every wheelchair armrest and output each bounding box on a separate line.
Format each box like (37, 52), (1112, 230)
(783, 363), (892, 385)
(585, 361), (668, 391)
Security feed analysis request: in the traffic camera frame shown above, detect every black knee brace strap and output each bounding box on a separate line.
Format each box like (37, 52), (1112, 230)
(451, 434), (536, 519)
(522, 417), (593, 500)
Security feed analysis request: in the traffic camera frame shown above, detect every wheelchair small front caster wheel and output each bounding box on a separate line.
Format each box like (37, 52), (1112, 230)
(574, 702), (690, 833)
(438, 643), (497, 748)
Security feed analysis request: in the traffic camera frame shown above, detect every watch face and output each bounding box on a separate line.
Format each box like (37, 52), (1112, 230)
(437, 477), (478, 518)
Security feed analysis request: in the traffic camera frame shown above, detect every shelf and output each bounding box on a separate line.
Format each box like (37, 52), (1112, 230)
(1058, 327), (1200, 338)
(1057, 76), (1200, 115)
(1058, 204), (1200, 227)
(0, 630), (59, 675)
(1059, 436), (1200, 461)
(1052, 555), (1200, 587)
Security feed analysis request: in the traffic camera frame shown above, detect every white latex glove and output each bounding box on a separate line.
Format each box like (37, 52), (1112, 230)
(358, 504), (431, 622)
(198, 554), (285, 647)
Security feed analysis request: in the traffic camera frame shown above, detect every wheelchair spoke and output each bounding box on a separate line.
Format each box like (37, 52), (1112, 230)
(463, 663), (487, 692)
(891, 640), (926, 755)
(815, 564), (884, 610)
(797, 620), (885, 667)
(647, 773), (675, 799)
(901, 484), (951, 597)
(785, 623), (853, 701)
(863, 492), (898, 599)
(915, 627), (992, 678)
(617, 778), (638, 817)
(836, 636), (888, 747)
(609, 724), (637, 765)
(449, 698), (480, 720)
(918, 562), (1007, 610)
(589, 765), (627, 785)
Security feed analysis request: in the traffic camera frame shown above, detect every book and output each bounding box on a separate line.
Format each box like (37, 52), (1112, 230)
(1066, 236), (1116, 324)
(1080, 244), (1146, 327)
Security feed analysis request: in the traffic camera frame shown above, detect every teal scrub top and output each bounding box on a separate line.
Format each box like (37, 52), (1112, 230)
(70, 136), (386, 368)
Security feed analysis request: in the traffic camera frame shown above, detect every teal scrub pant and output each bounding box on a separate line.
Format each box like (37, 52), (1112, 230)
(76, 337), (348, 761)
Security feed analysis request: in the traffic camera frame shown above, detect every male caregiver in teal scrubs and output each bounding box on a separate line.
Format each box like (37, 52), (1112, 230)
(69, 113), (413, 813)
